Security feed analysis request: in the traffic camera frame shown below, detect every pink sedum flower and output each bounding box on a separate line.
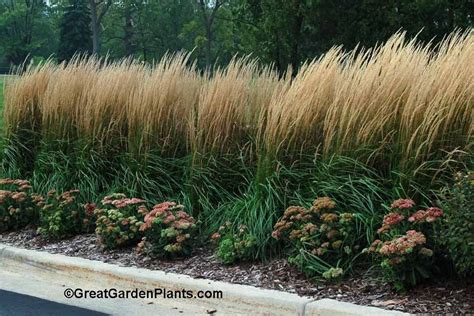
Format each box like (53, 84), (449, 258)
(383, 212), (405, 226)
(390, 199), (415, 210)
(408, 207), (443, 223)
(211, 232), (221, 240)
(408, 210), (427, 223)
(425, 207), (443, 222)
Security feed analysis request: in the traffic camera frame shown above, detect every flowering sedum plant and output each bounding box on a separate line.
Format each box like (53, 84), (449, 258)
(0, 178), (39, 232)
(37, 189), (96, 239)
(272, 197), (357, 279)
(367, 199), (443, 291)
(136, 202), (197, 257)
(211, 221), (256, 264)
(95, 193), (147, 249)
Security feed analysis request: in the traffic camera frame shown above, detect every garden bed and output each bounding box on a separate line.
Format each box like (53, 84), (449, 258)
(2, 35), (473, 315)
(1, 228), (472, 314)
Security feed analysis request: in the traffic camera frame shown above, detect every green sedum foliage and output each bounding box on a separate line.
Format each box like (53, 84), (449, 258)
(438, 172), (474, 277)
(37, 189), (96, 239)
(212, 221), (257, 264)
(272, 197), (358, 280)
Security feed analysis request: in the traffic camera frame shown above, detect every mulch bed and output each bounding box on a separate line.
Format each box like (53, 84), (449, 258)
(1, 228), (472, 314)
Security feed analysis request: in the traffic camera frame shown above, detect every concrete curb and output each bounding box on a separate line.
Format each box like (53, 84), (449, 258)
(0, 244), (409, 315)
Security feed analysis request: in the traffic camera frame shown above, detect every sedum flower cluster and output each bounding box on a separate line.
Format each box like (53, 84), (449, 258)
(37, 189), (96, 239)
(367, 198), (443, 291)
(137, 202), (197, 257)
(95, 193), (147, 249)
(0, 179), (201, 260)
(0, 179), (39, 232)
(272, 197), (356, 279)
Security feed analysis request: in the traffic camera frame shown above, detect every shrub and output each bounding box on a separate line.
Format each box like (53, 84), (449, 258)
(272, 197), (358, 279)
(211, 221), (257, 264)
(95, 193), (147, 249)
(37, 189), (96, 239)
(367, 199), (443, 291)
(438, 171), (474, 276)
(0, 178), (39, 232)
(137, 202), (197, 257)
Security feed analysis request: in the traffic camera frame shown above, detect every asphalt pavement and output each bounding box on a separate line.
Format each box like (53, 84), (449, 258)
(0, 290), (107, 316)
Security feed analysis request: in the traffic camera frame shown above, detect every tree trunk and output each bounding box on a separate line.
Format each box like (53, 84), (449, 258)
(124, 3), (134, 56)
(198, 0), (225, 67)
(89, 0), (112, 55)
(89, 0), (101, 54)
(205, 24), (212, 67)
(290, 0), (304, 76)
(275, 32), (282, 74)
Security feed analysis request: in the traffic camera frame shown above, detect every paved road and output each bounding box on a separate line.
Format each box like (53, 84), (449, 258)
(0, 290), (107, 316)
(0, 268), (200, 315)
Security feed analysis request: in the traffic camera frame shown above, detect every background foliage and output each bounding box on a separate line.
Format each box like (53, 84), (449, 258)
(0, 0), (472, 72)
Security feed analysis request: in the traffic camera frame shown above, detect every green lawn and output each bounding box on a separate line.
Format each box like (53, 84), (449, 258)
(0, 75), (4, 129)
(0, 75), (4, 105)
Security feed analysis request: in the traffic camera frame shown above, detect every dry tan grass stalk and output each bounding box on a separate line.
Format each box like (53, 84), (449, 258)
(127, 53), (201, 155)
(41, 57), (101, 141)
(78, 59), (144, 148)
(401, 31), (474, 165)
(3, 31), (473, 171)
(263, 47), (345, 158)
(4, 62), (54, 137)
(323, 33), (431, 161)
(191, 57), (278, 156)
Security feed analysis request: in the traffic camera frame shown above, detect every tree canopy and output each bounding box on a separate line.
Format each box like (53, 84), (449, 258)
(58, 0), (92, 62)
(0, 0), (472, 72)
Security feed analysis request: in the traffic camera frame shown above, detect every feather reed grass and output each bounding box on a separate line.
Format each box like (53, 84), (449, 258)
(3, 31), (473, 174)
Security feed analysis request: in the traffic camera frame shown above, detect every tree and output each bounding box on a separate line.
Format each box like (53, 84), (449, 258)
(0, 0), (50, 65)
(235, 0), (306, 73)
(234, 0), (473, 74)
(57, 0), (92, 62)
(197, 0), (228, 67)
(122, 0), (134, 56)
(89, 0), (113, 54)
(306, 0), (474, 54)
(101, 0), (196, 62)
(2, 0), (472, 70)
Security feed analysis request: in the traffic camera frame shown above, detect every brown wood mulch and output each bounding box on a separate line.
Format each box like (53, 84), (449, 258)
(0, 228), (472, 314)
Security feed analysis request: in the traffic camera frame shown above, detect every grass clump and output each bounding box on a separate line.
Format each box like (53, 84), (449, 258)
(3, 32), (472, 177)
(0, 75), (6, 128)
